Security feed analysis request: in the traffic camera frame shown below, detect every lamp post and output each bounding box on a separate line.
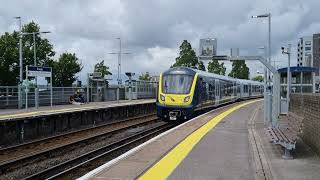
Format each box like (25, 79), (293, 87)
(108, 38), (131, 101)
(14, 17), (23, 83)
(22, 31), (51, 66)
(14, 17), (23, 109)
(281, 44), (291, 113)
(21, 31), (50, 109)
(252, 13), (271, 85)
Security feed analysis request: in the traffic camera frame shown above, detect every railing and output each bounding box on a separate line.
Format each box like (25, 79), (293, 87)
(0, 86), (129, 109)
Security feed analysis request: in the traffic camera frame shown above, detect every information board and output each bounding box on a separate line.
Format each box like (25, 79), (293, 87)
(27, 66), (52, 77)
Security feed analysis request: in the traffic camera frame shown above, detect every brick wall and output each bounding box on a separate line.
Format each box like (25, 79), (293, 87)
(290, 93), (320, 155)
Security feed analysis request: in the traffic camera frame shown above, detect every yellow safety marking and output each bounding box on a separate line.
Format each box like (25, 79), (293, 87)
(0, 106), (106, 120)
(0, 112), (38, 119)
(139, 99), (261, 180)
(0, 100), (155, 120)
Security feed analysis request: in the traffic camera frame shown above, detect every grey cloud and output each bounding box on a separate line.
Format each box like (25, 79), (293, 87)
(0, 0), (320, 80)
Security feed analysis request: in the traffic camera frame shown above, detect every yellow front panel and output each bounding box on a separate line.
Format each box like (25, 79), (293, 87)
(158, 73), (198, 106)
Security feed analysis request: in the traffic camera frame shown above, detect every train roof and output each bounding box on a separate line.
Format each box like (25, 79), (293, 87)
(164, 67), (235, 81)
(163, 67), (264, 85)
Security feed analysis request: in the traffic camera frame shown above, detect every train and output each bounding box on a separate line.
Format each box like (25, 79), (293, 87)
(156, 67), (264, 121)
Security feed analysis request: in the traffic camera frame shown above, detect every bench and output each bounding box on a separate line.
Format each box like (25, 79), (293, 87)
(266, 112), (304, 159)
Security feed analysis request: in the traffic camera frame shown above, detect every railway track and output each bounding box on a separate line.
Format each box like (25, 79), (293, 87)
(0, 113), (168, 179)
(25, 123), (173, 180)
(0, 113), (156, 163)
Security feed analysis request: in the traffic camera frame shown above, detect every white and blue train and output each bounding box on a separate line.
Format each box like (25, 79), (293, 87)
(156, 67), (263, 121)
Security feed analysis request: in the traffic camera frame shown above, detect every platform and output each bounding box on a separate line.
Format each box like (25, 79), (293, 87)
(0, 99), (155, 121)
(82, 99), (320, 180)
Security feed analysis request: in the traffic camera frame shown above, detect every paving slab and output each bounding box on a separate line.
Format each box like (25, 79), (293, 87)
(169, 101), (259, 180)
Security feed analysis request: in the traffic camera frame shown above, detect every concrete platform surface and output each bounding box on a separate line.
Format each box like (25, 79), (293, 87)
(81, 99), (320, 180)
(0, 99), (155, 121)
(168, 101), (258, 180)
(81, 100), (260, 180)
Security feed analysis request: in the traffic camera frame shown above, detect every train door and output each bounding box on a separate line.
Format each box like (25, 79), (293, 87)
(215, 79), (220, 105)
(249, 84), (252, 96)
(210, 78), (215, 103)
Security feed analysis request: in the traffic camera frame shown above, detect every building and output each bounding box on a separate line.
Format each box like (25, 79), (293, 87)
(297, 34), (320, 75)
(198, 38), (217, 59)
(313, 33), (320, 76)
(297, 36), (313, 67)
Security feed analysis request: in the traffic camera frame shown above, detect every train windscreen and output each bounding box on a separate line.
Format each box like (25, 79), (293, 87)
(162, 74), (193, 94)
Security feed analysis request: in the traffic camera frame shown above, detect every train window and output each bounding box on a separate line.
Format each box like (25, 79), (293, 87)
(162, 74), (194, 94)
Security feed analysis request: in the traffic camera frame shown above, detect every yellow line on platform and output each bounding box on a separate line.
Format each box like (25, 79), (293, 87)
(0, 100), (154, 120)
(139, 99), (261, 180)
(0, 106), (102, 120)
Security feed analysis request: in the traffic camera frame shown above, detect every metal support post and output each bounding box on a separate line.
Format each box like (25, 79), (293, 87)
(17, 17), (23, 109)
(286, 44), (291, 113)
(272, 73), (281, 126)
(35, 87), (39, 109)
(268, 14), (271, 87)
(268, 90), (272, 124)
(50, 73), (53, 107)
(33, 32), (36, 66)
(87, 73), (90, 103)
(263, 68), (267, 125)
(282, 148), (293, 159)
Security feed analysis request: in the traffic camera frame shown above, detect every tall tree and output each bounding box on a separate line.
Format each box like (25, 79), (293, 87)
(52, 53), (83, 87)
(94, 60), (112, 78)
(198, 61), (206, 71)
(0, 21), (55, 86)
(228, 60), (249, 79)
(208, 59), (226, 75)
(0, 32), (19, 85)
(172, 40), (199, 68)
(21, 21), (55, 67)
(139, 72), (151, 81)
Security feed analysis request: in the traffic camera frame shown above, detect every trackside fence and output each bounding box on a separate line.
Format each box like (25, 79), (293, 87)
(0, 85), (126, 109)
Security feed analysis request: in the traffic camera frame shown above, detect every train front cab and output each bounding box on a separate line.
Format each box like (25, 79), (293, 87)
(156, 69), (198, 121)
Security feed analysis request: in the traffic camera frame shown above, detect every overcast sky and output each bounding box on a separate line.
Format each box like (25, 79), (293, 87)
(1, 0), (320, 82)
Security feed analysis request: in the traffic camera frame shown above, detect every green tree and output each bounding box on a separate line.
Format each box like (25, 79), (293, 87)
(172, 40), (199, 68)
(208, 59), (226, 75)
(0, 21), (55, 86)
(198, 61), (206, 71)
(228, 60), (249, 79)
(252, 75), (264, 82)
(51, 53), (83, 86)
(21, 21), (55, 67)
(139, 72), (151, 81)
(94, 60), (112, 78)
(0, 32), (19, 85)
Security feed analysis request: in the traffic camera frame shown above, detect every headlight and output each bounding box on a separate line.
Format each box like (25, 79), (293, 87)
(184, 96), (190, 102)
(160, 94), (165, 101)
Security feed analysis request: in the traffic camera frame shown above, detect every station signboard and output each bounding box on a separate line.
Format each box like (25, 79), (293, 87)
(27, 66), (52, 77)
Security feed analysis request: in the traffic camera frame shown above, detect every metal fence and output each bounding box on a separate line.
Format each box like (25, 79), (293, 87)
(0, 85), (127, 109)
